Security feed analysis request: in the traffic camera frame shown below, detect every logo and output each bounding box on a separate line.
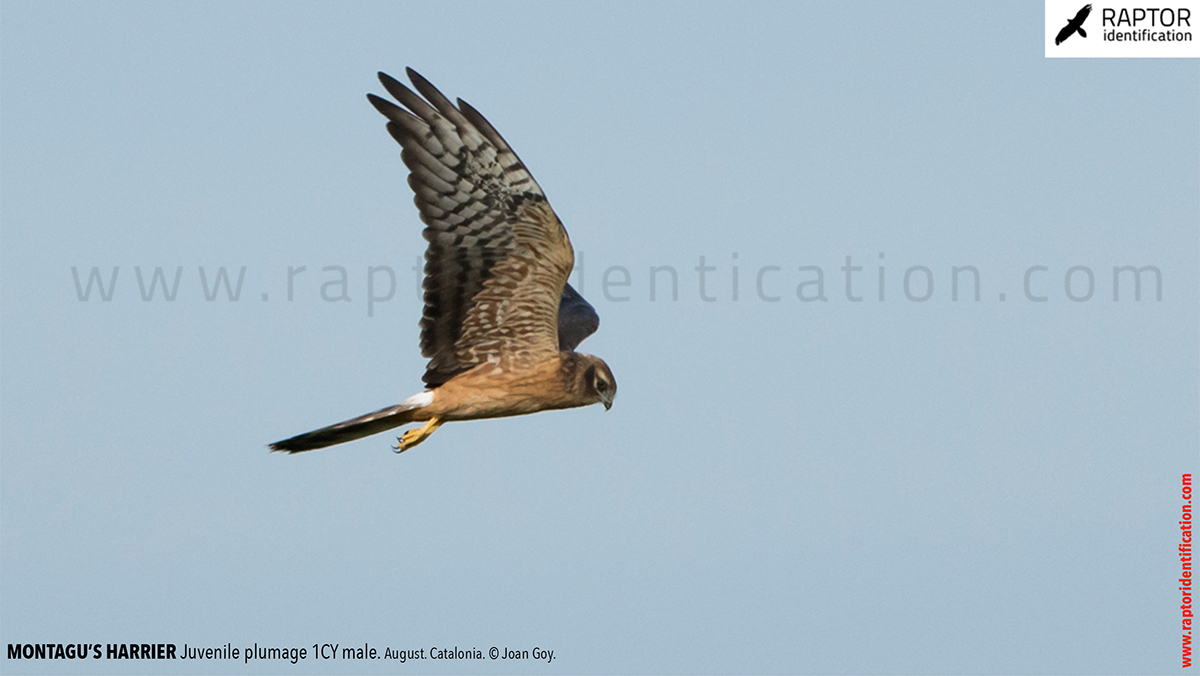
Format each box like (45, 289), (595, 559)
(1046, 0), (1199, 57)
(1055, 3), (1093, 43)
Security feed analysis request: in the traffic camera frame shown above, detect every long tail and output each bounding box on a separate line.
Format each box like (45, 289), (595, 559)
(269, 401), (422, 453)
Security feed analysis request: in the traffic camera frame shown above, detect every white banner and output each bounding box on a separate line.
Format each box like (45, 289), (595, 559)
(1045, 1), (1200, 57)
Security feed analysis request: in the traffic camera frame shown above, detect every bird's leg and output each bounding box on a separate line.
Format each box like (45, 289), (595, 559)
(393, 416), (443, 453)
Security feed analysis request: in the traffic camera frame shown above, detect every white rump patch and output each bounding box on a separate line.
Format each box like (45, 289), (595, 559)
(401, 391), (434, 408)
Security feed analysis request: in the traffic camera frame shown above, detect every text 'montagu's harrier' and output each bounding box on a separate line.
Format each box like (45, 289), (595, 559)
(271, 69), (615, 454)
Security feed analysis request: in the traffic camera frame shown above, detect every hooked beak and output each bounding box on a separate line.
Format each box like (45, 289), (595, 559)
(600, 391), (614, 411)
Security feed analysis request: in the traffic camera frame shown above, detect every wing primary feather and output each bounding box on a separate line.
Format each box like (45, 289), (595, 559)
(457, 99), (509, 149)
(378, 72), (441, 122)
(405, 68), (475, 130)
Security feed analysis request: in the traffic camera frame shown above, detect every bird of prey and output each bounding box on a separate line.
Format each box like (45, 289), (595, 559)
(1055, 4), (1092, 45)
(270, 69), (616, 454)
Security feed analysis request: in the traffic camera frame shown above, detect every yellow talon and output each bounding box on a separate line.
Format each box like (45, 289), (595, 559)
(395, 417), (443, 453)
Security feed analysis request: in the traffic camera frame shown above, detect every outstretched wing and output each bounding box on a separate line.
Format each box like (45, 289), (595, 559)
(369, 69), (577, 387)
(1073, 4), (1092, 24)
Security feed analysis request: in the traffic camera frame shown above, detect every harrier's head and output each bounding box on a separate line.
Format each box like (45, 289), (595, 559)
(572, 354), (617, 411)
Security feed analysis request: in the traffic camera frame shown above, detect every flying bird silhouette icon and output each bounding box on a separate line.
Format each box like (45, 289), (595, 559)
(1056, 4), (1092, 45)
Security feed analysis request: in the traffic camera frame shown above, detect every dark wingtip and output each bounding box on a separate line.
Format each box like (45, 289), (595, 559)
(377, 71), (407, 98)
(366, 92), (389, 112)
(406, 67), (433, 93)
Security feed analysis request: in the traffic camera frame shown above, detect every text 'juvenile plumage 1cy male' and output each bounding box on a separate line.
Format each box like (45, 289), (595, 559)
(270, 69), (616, 455)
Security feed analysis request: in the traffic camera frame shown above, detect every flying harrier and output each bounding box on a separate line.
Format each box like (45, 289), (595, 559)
(270, 69), (616, 454)
(1055, 4), (1092, 45)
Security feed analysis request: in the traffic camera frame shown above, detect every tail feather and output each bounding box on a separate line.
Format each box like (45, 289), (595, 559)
(269, 402), (421, 453)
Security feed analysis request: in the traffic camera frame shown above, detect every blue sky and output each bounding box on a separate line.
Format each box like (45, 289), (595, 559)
(2, 2), (1197, 674)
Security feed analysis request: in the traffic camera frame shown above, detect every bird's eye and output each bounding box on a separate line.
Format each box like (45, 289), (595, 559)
(596, 379), (608, 392)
